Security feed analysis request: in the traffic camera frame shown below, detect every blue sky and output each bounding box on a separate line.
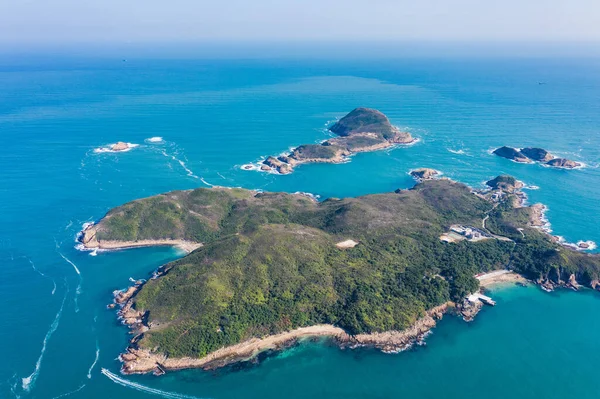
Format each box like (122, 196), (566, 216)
(1, 0), (598, 44)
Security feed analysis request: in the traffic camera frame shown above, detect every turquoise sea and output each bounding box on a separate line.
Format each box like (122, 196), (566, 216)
(1, 51), (600, 398)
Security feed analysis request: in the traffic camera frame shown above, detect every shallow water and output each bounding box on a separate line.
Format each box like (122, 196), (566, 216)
(1, 54), (599, 398)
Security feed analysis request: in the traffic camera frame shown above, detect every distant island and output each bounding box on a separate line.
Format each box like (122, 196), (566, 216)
(79, 176), (600, 375)
(251, 108), (415, 174)
(493, 146), (582, 169)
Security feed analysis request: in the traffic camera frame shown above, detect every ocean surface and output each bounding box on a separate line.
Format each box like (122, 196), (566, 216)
(1, 53), (600, 399)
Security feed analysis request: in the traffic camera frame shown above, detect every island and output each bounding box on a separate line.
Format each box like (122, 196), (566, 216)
(493, 146), (582, 169)
(258, 108), (415, 174)
(79, 177), (600, 375)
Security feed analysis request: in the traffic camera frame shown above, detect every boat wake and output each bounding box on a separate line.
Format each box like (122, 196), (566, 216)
(26, 257), (57, 295)
(160, 149), (213, 187)
(50, 384), (86, 399)
(101, 369), (209, 399)
(87, 341), (100, 379)
(160, 150), (199, 179)
(22, 290), (68, 392)
(57, 252), (82, 312)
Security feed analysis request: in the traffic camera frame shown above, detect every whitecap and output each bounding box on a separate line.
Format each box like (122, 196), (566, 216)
(146, 137), (164, 143)
(101, 369), (209, 399)
(22, 290), (68, 392)
(447, 148), (467, 155)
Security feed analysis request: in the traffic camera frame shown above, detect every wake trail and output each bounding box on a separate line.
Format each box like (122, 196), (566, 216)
(161, 150), (199, 179)
(58, 252), (82, 312)
(159, 149), (214, 187)
(87, 341), (100, 379)
(101, 369), (209, 399)
(27, 257), (57, 295)
(22, 289), (68, 392)
(50, 384), (86, 399)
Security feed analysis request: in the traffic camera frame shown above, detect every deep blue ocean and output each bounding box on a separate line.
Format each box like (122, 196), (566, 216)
(1, 52), (600, 399)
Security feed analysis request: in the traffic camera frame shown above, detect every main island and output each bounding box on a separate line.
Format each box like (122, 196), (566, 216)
(80, 174), (600, 375)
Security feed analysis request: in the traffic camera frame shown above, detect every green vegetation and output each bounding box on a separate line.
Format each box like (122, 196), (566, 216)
(330, 107), (397, 139)
(291, 144), (340, 160)
(96, 179), (600, 359)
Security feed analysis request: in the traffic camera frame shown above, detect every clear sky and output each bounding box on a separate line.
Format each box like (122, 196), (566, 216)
(1, 0), (599, 45)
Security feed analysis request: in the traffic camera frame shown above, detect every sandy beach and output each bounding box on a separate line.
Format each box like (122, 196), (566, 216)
(477, 270), (527, 287)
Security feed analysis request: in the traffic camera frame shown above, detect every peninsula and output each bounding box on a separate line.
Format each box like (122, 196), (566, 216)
(493, 146), (582, 169)
(257, 108), (415, 174)
(80, 177), (600, 375)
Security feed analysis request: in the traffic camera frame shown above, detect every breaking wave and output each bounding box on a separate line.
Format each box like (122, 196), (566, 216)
(146, 137), (164, 143)
(101, 369), (209, 399)
(22, 290), (68, 392)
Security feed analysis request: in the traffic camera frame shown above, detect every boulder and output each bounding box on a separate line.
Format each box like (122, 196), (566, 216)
(546, 158), (581, 169)
(111, 142), (130, 151)
(410, 168), (440, 181)
(492, 146), (531, 163)
(520, 147), (554, 162)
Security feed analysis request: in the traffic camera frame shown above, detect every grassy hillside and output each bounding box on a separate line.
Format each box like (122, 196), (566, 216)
(95, 179), (600, 358)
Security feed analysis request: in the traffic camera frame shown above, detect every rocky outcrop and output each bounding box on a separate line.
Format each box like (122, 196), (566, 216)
(410, 168), (440, 181)
(111, 142), (130, 151)
(520, 147), (554, 162)
(486, 175), (524, 193)
(546, 158), (581, 169)
(493, 146), (582, 169)
(259, 108), (415, 174)
(492, 147), (532, 163)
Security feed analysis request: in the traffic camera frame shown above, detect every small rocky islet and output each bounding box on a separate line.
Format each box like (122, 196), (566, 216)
(258, 107), (415, 174)
(493, 146), (582, 169)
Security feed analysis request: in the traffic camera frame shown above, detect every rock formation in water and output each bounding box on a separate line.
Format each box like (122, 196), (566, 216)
(546, 158), (581, 169)
(410, 168), (440, 181)
(493, 146), (581, 169)
(111, 142), (130, 151)
(520, 147), (554, 162)
(492, 146), (532, 163)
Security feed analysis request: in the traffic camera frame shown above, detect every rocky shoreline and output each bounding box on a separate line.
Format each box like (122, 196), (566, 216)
(115, 297), (451, 375)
